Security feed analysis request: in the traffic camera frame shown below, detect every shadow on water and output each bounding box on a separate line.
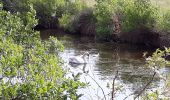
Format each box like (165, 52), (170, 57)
(40, 29), (169, 100)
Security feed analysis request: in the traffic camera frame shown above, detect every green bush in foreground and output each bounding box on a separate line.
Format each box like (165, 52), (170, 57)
(0, 3), (85, 100)
(144, 48), (170, 100)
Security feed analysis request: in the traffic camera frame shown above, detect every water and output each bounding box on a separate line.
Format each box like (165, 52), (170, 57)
(40, 29), (170, 100)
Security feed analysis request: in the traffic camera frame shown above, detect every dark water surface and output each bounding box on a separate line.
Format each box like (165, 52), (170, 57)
(40, 29), (170, 100)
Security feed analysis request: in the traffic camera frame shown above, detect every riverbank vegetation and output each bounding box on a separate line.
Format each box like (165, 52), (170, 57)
(1, 0), (170, 99)
(2, 0), (170, 47)
(0, 2), (85, 99)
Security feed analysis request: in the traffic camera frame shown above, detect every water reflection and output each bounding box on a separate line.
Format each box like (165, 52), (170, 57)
(40, 29), (169, 100)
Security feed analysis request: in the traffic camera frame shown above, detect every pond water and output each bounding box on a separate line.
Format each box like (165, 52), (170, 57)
(40, 29), (170, 100)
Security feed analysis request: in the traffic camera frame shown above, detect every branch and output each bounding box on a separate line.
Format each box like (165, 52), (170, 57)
(112, 70), (119, 100)
(87, 74), (107, 100)
(134, 72), (156, 100)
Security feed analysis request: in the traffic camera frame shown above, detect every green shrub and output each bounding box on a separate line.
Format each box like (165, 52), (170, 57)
(1, 0), (86, 30)
(58, 0), (87, 32)
(156, 10), (170, 34)
(0, 1), (2, 10)
(0, 4), (85, 100)
(59, 13), (73, 31)
(31, 0), (66, 28)
(121, 0), (158, 32)
(93, 0), (159, 38)
(2, 0), (73, 28)
(2, 0), (31, 13)
(94, 0), (116, 40)
(144, 48), (170, 99)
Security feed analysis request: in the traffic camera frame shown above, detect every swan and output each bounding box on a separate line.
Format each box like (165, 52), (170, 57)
(69, 52), (89, 64)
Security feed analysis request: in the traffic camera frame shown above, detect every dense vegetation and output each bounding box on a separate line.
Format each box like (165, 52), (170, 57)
(0, 2), (85, 99)
(2, 0), (170, 40)
(1, 0), (170, 99)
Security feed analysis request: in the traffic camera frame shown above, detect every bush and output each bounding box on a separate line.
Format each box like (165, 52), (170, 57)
(32, 0), (66, 28)
(2, 0), (85, 29)
(2, 0), (31, 13)
(58, 0), (87, 32)
(156, 10), (170, 34)
(0, 4), (85, 100)
(0, 1), (2, 10)
(144, 48), (170, 99)
(5, 0), (66, 28)
(121, 0), (158, 32)
(59, 13), (73, 31)
(93, 0), (160, 40)
(94, 0), (116, 40)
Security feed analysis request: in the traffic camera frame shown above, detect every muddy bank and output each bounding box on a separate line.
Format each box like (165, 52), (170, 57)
(116, 29), (170, 49)
(102, 30), (170, 49)
(115, 28), (160, 48)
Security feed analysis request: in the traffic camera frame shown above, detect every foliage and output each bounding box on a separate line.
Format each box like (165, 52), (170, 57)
(121, 0), (158, 32)
(2, 0), (170, 39)
(31, 0), (66, 28)
(58, 0), (87, 32)
(59, 13), (73, 31)
(2, 0), (31, 13)
(0, 4), (85, 100)
(2, 0), (86, 29)
(146, 49), (168, 68)
(94, 0), (116, 40)
(156, 10), (170, 34)
(144, 48), (170, 100)
(0, 1), (2, 10)
(93, 0), (159, 39)
(3, 0), (88, 32)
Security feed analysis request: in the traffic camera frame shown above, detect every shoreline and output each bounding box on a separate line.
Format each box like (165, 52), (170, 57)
(38, 27), (170, 49)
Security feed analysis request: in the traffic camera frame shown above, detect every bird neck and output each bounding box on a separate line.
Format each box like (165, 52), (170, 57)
(82, 55), (87, 63)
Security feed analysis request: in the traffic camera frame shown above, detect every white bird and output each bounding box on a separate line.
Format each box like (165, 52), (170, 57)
(69, 52), (90, 64)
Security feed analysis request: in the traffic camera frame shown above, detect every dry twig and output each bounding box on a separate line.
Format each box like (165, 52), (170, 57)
(112, 70), (119, 100)
(134, 72), (156, 100)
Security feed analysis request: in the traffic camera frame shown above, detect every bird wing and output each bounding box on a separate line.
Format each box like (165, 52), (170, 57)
(69, 56), (84, 64)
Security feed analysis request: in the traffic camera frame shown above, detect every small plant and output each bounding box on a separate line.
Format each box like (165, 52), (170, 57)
(143, 48), (170, 100)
